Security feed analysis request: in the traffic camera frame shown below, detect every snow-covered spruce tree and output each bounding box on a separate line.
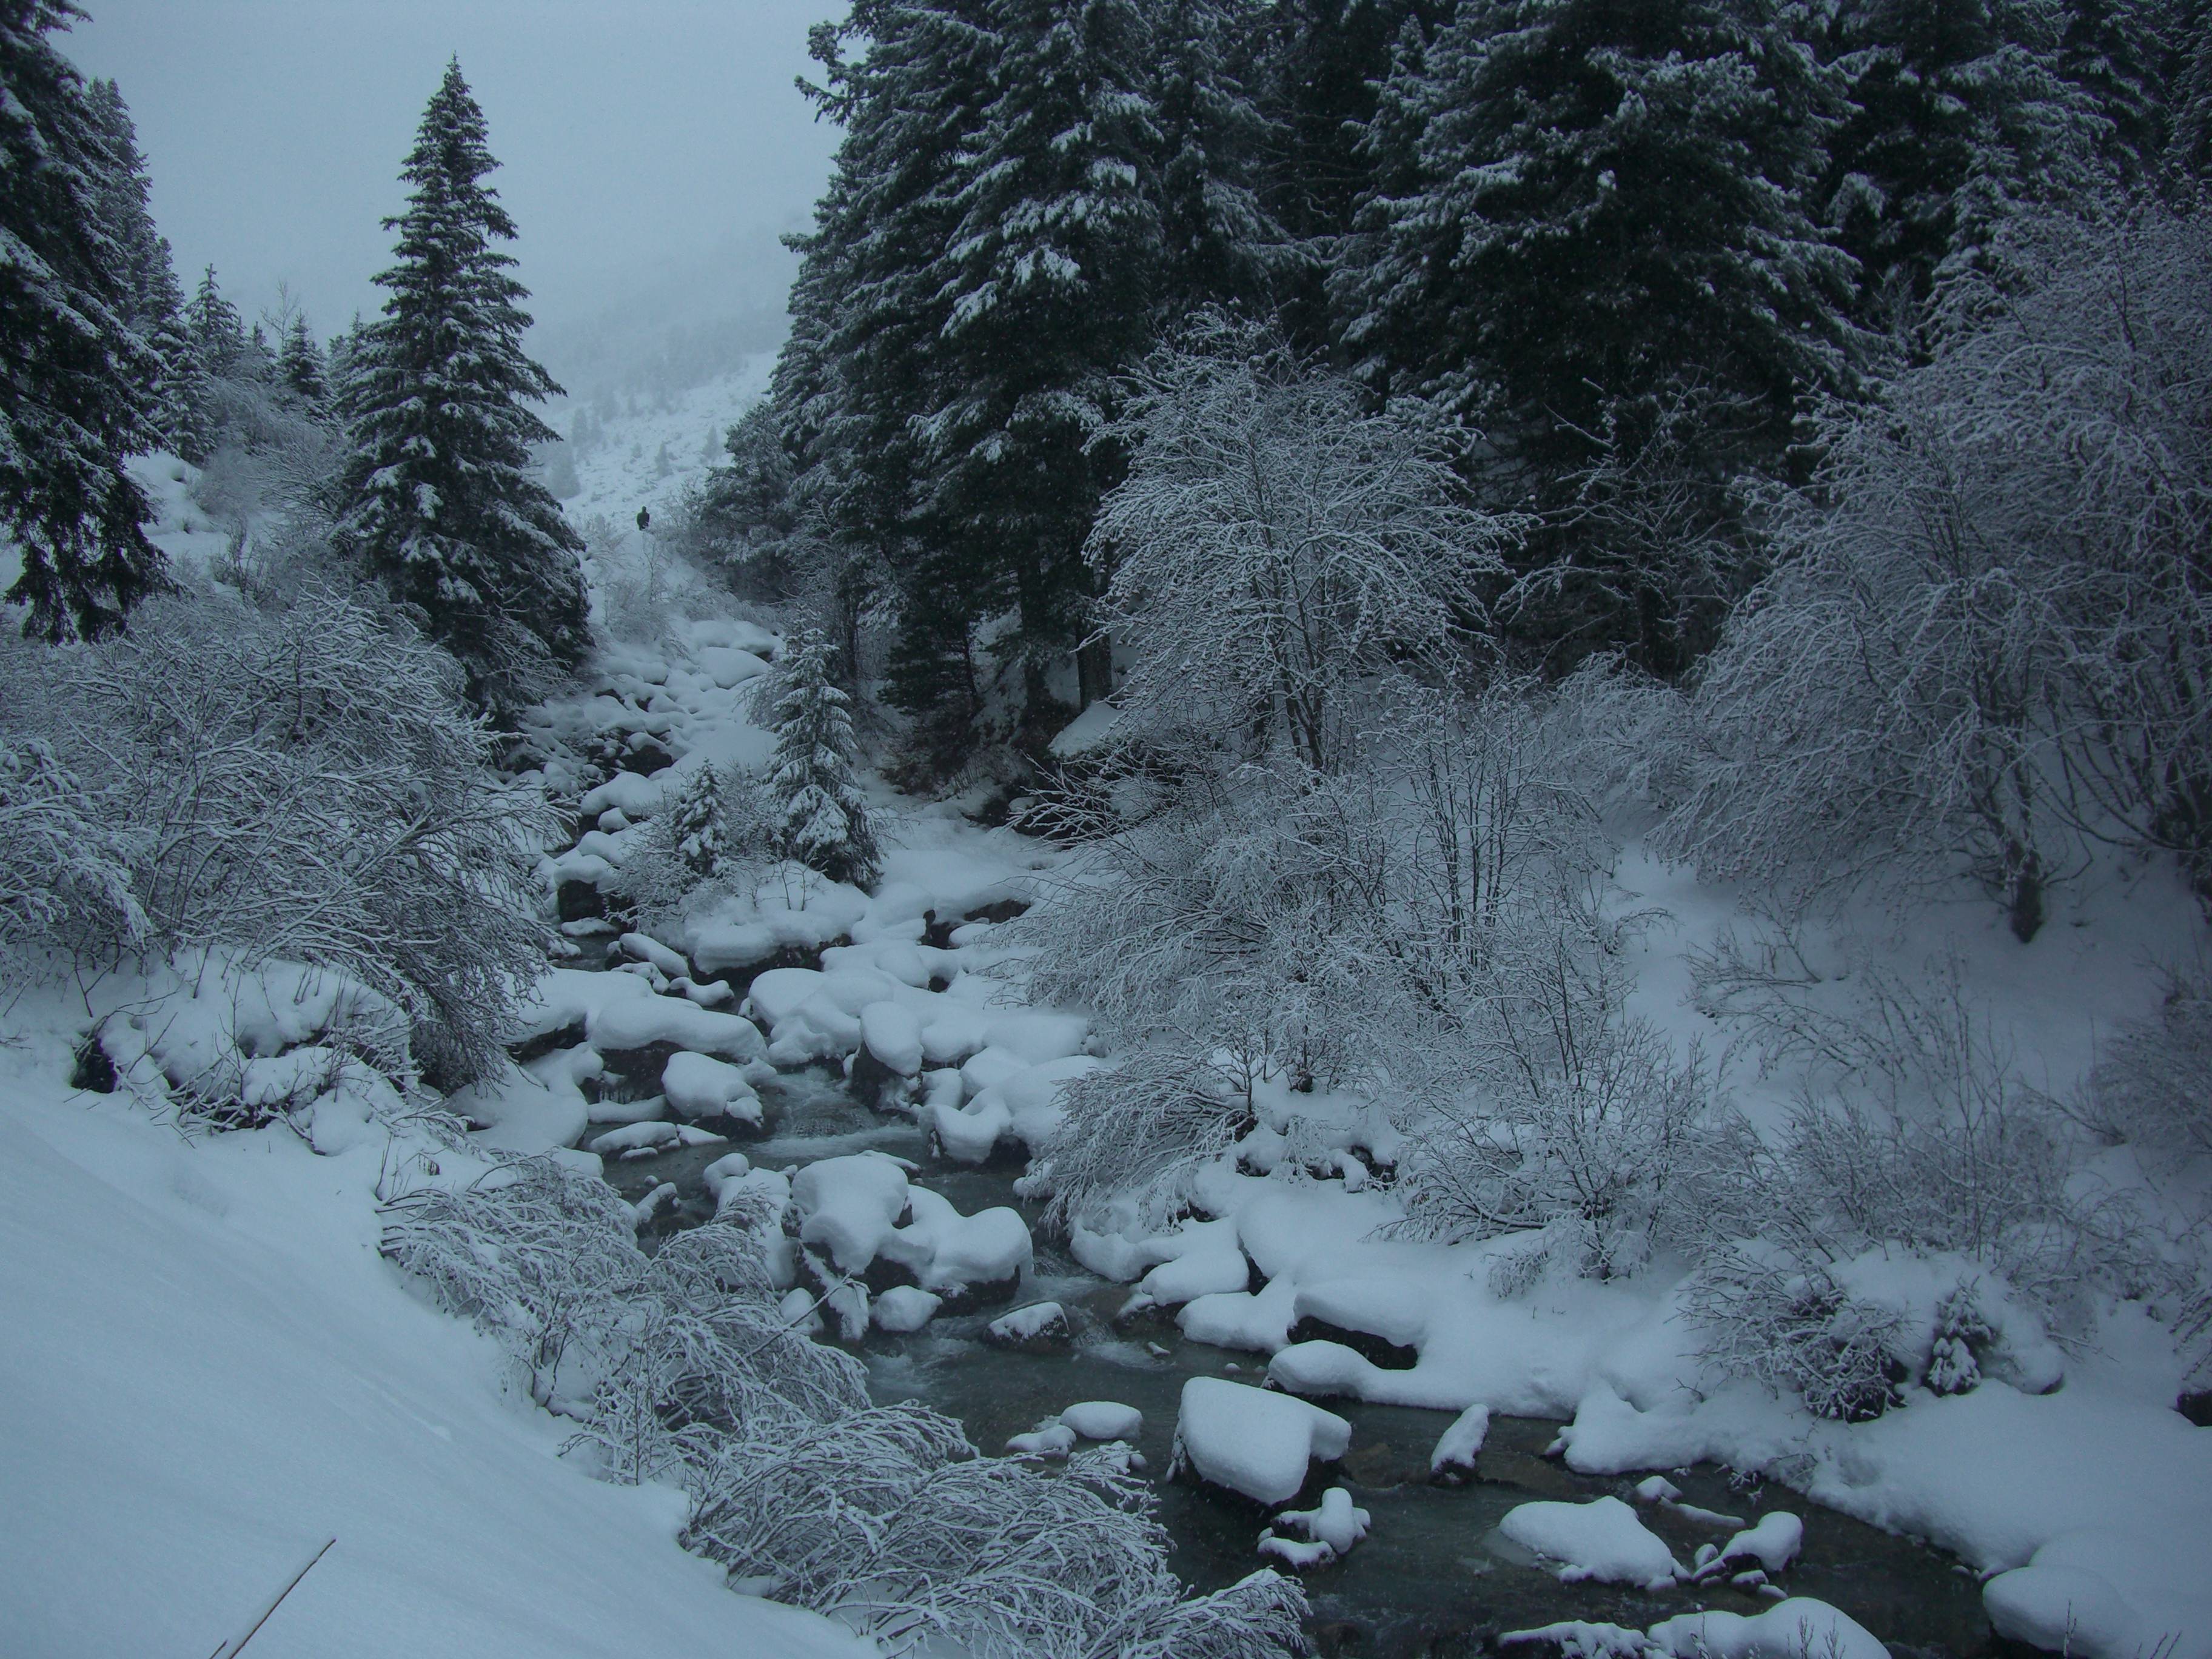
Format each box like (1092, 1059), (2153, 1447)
(1250, 0), (1432, 350)
(1820, 0), (2110, 318)
(774, 0), (1001, 765)
(765, 631), (882, 889)
(1333, 0), (1860, 672)
(906, 0), (1164, 730)
(0, 0), (167, 642)
(276, 315), (327, 412)
(337, 59), (588, 711)
(80, 76), (202, 462)
(1150, 0), (1284, 318)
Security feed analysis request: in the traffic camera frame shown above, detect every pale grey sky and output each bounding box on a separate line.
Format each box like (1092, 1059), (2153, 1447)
(59, 1), (840, 364)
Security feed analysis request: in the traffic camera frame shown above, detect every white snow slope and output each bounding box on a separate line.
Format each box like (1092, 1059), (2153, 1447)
(0, 996), (870, 1659)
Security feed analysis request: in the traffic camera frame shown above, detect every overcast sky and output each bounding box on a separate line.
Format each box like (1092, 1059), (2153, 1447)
(59, 1), (840, 357)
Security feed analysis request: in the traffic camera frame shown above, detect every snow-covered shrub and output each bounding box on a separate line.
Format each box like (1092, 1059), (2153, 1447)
(1395, 926), (1712, 1281)
(1683, 1245), (1908, 1423)
(600, 765), (779, 934)
(1686, 962), (2104, 1413)
(2084, 967), (2212, 1167)
(383, 1155), (1308, 1658)
(686, 1407), (1303, 1658)
(1090, 312), (1520, 774)
(1, 581), (552, 1084)
(1657, 203), (2212, 937)
(762, 629), (880, 889)
(1027, 1044), (1259, 1232)
(0, 736), (145, 977)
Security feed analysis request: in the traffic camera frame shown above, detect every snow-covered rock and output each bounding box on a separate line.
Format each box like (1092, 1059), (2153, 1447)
(1644, 1599), (1888, 1659)
(871, 1286), (942, 1333)
(1499, 1496), (1683, 1591)
(1060, 1401), (1143, 1442)
(985, 1302), (1070, 1346)
(880, 1188), (1032, 1296)
(1259, 1486), (1370, 1570)
(1982, 1530), (2212, 1659)
(1713, 1513), (1803, 1577)
(789, 1153), (910, 1275)
(860, 1002), (925, 1077)
(1006, 1422), (1078, 1460)
(1430, 1403), (1490, 1481)
(661, 1051), (762, 1125)
(1172, 1377), (1350, 1506)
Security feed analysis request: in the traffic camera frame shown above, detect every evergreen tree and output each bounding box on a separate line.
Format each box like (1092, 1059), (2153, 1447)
(911, 0), (1163, 724)
(336, 59), (588, 708)
(184, 263), (244, 376)
(1335, 0), (1859, 672)
(77, 75), (207, 465)
(766, 631), (882, 889)
(1821, 0), (2107, 315)
(0, 0), (167, 641)
(277, 315), (327, 409)
(2168, 0), (2212, 181)
(1151, 0), (1282, 317)
(773, 0), (1001, 731)
(1252, 0), (1447, 350)
(2054, 0), (2174, 180)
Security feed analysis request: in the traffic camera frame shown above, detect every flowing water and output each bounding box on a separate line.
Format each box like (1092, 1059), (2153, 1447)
(596, 1065), (2003, 1657)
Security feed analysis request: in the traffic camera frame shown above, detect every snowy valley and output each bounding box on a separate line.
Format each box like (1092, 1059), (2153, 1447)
(7, 4), (2212, 1659)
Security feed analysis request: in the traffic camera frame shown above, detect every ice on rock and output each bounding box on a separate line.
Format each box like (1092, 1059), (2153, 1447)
(1713, 1513), (1803, 1577)
(1430, 1403), (1491, 1480)
(662, 1051), (762, 1125)
(789, 1153), (910, 1275)
(1644, 1600), (1888, 1659)
(1173, 1377), (1351, 1506)
(1060, 1401), (1143, 1441)
(1499, 1496), (1684, 1590)
(1259, 1486), (1371, 1570)
(871, 1286), (942, 1333)
(860, 1002), (925, 1077)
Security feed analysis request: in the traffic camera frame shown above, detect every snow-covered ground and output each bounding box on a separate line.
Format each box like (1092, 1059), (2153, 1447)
(0, 992), (869, 1659)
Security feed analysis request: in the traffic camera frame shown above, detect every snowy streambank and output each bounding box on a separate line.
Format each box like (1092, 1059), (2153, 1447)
(1043, 854), (2212, 1658)
(0, 993), (869, 1659)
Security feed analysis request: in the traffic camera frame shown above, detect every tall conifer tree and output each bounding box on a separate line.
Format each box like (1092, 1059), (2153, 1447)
(337, 59), (587, 707)
(912, 0), (1162, 725)
(0, 0), (167, 641)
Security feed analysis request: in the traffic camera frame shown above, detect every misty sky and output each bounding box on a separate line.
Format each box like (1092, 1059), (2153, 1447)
(59, 1), (841, 357)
